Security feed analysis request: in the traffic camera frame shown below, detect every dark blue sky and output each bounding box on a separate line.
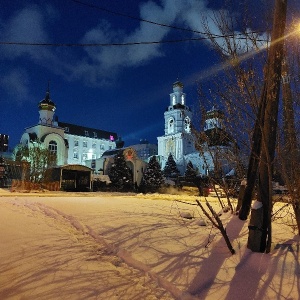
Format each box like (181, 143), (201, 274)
(1, 0), (299, 149)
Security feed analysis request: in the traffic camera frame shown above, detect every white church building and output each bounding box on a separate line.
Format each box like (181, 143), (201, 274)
(157, 80), (237, 177)
(17, 81), (238, 182)
(19, 87), (118, 166)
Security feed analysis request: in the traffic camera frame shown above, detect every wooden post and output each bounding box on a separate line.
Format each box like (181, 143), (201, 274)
(247, 201), (264, 252)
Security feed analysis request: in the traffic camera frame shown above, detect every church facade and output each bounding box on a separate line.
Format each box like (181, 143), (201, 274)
(157, 81), (237, 177)
(17, 81), (237, 183)
(19, 88), (118, 166)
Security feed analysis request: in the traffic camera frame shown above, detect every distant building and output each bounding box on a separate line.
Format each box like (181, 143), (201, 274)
(19, 87), (118, 166)
(130, 139), (158, 162)
(0, 134), (13, 160)
(85, 139), (155, 186)
(85, 147), (147, 186)
(0, 134), (9, 152)
(157, 80), (238, 176)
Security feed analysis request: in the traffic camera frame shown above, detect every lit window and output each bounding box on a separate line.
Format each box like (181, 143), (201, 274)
(49, 140), (57, 154)
(172, 95), (176, 105)
(181, 95), (185, 105)
(168, 118), (174, 134)
(83, 141), (87, 147)
(184, 117), (190, 132)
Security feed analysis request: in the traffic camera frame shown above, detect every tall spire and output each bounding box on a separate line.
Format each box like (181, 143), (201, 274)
(46, 80), (50, 99)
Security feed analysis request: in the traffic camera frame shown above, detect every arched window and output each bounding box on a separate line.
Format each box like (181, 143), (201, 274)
(181, 95), (185, 105)
(168, 118), (174, 134)
(184, 117), (190, 132)
(172, 95), (176, 105)
(49, 140), (57, 154)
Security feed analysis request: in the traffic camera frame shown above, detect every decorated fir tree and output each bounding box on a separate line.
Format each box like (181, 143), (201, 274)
(108, 150), (133, 191)
(140, 156), (164, 193)
(185, 160), (197, 179)
(163, 153), (180, 178)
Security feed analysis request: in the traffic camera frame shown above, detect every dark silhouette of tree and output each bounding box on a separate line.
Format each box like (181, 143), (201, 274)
(108, 150), (133, 191)
(140, 156), (164, 193)
(185, 161), (198, 179)
(195, 0), (290, 252)
(163, 153), (180, 178)
(276, 47), (300, 235)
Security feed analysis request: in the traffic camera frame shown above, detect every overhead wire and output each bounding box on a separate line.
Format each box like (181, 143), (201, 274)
(70, 0), (266, 38)
(0, 0), (268, 47)
(0, 35), (267, 47)
(70, 0), (216, 36)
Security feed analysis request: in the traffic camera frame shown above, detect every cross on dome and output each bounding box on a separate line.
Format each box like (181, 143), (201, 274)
(39, 81), (56, 112)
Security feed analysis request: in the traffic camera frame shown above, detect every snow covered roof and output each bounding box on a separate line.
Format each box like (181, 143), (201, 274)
(58, 121), (118, 141)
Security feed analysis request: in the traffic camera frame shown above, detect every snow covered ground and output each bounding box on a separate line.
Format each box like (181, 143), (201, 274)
(0, 188), (299, 300)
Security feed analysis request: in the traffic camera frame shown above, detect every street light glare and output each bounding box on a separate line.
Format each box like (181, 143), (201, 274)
(292, 22), (300, 35)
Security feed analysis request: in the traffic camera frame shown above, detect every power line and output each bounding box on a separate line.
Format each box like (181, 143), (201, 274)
(70, 0), (265, 38)
(0, 35), (267, 47)
(70, 0), (208, 36)
(0, 1), (268, 48)
(0, 37), (216, 47)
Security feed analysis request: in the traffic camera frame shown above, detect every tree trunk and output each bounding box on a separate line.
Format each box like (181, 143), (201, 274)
(238, 82), (267, 220)
(248, 0), (287, 253)
(293, 203), (300, 236)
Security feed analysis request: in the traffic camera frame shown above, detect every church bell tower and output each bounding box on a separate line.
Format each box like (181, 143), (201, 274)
(157, 80), (195, 173)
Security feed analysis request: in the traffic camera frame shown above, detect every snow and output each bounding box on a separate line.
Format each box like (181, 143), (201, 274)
(0, 189), (299, 299)
(252, 200), (263, 210)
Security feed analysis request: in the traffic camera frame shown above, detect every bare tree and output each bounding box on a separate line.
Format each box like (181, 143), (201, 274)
(194, 0), (299, 252)
(251, 0), (287, 253)
(14, 141), (57, 183)
(195, 1), (269, 207)
(276, 34), (300, 235)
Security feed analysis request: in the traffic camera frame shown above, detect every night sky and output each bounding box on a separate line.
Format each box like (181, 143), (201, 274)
(1, 0), (299, 150)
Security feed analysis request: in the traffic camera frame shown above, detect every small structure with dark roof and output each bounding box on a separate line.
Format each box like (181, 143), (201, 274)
(46, 164), (92, 191)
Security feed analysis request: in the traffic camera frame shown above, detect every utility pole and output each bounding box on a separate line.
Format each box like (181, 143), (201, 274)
(247, 0), (288, 253)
